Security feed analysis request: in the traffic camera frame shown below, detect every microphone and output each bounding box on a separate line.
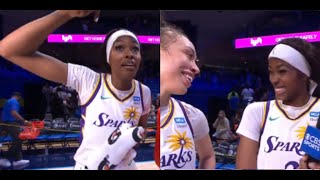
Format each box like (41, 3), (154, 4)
(301, 115), (320, 168)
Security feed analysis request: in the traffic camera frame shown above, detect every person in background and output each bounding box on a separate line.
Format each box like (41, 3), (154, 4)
(212, 110), (232, 141)
(0, 92), (30, 167)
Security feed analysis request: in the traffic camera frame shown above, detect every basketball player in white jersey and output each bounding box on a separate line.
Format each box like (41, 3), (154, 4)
(0, 10), (152, 170)
(236, 38), (320, 169)
(159, 21), (215, 169)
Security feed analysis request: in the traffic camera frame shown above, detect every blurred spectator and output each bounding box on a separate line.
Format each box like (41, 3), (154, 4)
(241, 84), (255, 106)
(212, 110), (232, 140)
(42, 83), (54, 113)
(227, 90), (239, 120)
(0, 92), (30, 167)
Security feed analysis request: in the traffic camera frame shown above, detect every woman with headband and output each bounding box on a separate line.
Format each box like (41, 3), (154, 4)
(0, 10), (152, 170)
(236, 38), (320, 169)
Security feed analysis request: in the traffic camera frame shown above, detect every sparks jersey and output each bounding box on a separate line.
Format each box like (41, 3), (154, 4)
(67, 63), (151, 168)
(160, 97), (209, 169)
(237, 97), (320, 169)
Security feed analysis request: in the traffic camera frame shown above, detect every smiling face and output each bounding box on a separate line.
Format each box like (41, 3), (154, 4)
(108, 36), (141, 80)
(160, 35), (200, 95)
(268, 58), (308, 104)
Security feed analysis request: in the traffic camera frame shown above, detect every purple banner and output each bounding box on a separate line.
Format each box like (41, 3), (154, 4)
(48, 34), (160, 44)
(235, 31), (320, 49)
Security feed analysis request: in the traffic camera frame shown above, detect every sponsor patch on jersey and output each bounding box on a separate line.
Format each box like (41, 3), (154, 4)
(133, 96), (140, 101)
(133, 96), (140, 104)
(310, 111), (320, 121)
(174, 117), (186, 124)
(310, 111), (320, 117)
(175, 117), (187, 128)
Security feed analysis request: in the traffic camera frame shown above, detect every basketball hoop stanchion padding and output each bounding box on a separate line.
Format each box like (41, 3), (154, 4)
(154, 108), (160, 167)
(19, 120), (44, 140)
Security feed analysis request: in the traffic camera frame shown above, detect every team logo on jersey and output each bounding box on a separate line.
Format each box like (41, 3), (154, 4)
(264, 124), (308, 154)
(133, 96), (140, 105)
(161, 129), (194, 168)
(309, 111), (320, 121)
(94, 113), (136, 128)
(123, 106), (140, 123)
(294, 124), (308, 140)
(174, 117), (187, 128)
(166, 129), (193, 151)
(262, 124), (308, 169)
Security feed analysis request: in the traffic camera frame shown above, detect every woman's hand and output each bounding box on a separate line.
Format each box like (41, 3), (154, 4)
(299, 154), (320, 169)
(60, 10), (101, 22)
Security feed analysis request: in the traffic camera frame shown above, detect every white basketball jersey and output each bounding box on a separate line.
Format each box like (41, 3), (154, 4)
(160, 98), (196, 169)
(74, 74), (146, 167)
(258, 97), (320, 169)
